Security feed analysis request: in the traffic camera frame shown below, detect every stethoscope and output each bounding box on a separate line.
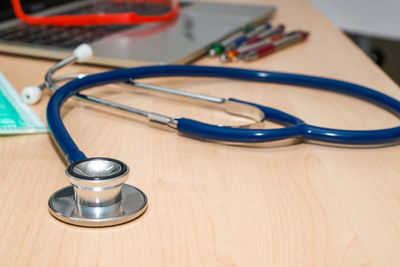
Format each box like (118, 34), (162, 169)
(24, 44), (400, 227)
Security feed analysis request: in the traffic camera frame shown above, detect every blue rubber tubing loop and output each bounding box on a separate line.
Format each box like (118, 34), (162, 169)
(177, 98), (306, 143)
(46, 65), (400, 163)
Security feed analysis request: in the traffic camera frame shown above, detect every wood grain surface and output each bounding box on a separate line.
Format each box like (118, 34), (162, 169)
(1, 0), (400, 266)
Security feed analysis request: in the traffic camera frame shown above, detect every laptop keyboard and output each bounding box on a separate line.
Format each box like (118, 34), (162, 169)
(0, 24), (134, 48)
(63, 2), (172, 16)
(0, 1), (173, 48)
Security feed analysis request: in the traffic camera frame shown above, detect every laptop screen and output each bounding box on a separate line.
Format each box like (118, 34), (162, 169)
(0, 0), (71, 22)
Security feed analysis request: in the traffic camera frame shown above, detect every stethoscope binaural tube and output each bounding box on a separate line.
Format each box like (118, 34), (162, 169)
(47, 65), (400, 165)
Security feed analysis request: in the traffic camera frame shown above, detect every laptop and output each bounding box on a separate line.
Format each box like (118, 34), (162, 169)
(0, 1), (275, 67)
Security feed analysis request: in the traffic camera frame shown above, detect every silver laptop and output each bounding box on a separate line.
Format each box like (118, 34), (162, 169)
(0, 1), (275, 67)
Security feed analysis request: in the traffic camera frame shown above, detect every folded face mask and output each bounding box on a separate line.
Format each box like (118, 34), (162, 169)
(0, 71), (47, 135)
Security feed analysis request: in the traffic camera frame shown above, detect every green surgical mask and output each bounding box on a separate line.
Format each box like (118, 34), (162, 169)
(0, 72), (47, 135)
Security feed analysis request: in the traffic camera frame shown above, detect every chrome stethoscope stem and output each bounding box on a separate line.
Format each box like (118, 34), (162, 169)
(37, 51), (176, 125)
(36, 74), (87, 91)
(128, 80), (225, 104)
(36, 48), (227, 127)
(75, 93), (178, 128)
(45, 54), (78, 91)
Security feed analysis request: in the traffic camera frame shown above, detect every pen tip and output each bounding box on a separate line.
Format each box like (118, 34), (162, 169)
(301, 31), (310, 40)
(208, 49), (217, 57)
(219, 54), (230, 63)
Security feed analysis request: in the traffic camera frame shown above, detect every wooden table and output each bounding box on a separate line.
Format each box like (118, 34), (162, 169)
(1, 0), (400, 266)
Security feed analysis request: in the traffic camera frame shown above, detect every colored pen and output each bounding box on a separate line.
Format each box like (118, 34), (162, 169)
(220, 26), (284, 63)
(242, 30), (309, 61)
(244, 24), (285, 45)
(208, 24), (254, 57)
(222, 23), (271, 53)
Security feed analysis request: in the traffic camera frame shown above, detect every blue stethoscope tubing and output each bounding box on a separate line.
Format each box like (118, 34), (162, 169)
(46, 65), (400, 163)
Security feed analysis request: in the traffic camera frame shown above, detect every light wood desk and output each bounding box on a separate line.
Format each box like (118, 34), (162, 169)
(1, 0), (400, 266)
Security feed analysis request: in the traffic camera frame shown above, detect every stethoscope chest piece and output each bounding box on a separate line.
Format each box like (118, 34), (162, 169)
(48, 157), (147, 227)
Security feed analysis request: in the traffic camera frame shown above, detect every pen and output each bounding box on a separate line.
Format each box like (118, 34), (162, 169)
(241, 30), (309, 61)
(224, 23), (271, 50)
(244, 24), (285, 45)
(208, 24), (255, 57)
(220, 28), (284, 63)
(222, 23), (271, 53)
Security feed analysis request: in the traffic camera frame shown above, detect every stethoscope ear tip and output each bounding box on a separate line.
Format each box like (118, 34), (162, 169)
(73, 43), (93, 62)
(21, 86), (42, 105)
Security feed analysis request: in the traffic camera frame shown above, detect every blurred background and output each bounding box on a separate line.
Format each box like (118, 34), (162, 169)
(310, 0), (400, 85)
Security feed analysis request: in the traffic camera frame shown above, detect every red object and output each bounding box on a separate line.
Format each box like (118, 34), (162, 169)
(299, 31), (309, 40)
(256, 44), (275, 57)
(245, 24), (285, 45)
(245, 36), (262, 45)
(11, 0), (180, 26)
